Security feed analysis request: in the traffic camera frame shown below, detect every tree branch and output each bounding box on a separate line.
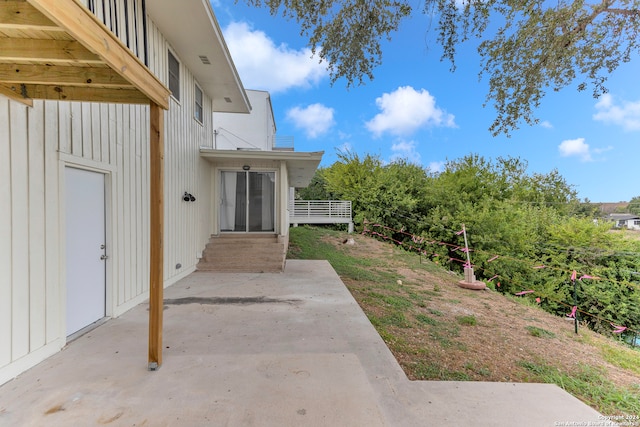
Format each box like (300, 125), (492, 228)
(602, 7), (640, 17)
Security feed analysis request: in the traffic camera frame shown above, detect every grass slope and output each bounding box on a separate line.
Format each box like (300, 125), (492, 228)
(287, 226), (640, 416)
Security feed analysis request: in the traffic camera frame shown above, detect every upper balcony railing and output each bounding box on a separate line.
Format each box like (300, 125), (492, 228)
(274, 135), (294, 151)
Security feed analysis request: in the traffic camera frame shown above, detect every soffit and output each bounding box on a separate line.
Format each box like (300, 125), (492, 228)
(146, 0), (250, 113)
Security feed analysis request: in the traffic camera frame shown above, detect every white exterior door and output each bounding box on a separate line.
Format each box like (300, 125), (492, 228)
(65, 167), (106, 336)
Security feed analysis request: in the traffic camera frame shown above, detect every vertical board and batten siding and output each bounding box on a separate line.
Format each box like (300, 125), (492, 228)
(0, 99), (65, 378)
(81, 0), (149, 66)
(147, 20), (215, 279)
(0, 0), (217, 385)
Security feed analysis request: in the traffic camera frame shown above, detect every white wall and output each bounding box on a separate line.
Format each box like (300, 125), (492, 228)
(0, 4), (219, 385)
(147, 20), (215, 280)
(213, 90), (275, 151)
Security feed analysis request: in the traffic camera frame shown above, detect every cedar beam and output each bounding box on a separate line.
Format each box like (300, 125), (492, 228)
(7, 83), (150, 104)
(148, 101), (164, 370)
(0, 85), (33, 107)
(0, 64), (130, 87)
(0, 39), (101, 63)
(0, 0), (61, 30)
(26, 0), (170, 109)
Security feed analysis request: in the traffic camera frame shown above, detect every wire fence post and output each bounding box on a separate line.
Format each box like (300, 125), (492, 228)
(572, 276), (579, 334)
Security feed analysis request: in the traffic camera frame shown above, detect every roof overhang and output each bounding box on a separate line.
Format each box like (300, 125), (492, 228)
(200, 149), (324, 188)
(0, 0), (170, 108)
(146, 0), (250, 114)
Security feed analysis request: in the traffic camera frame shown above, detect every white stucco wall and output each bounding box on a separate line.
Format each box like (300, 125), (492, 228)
(213, 90), (275, 151)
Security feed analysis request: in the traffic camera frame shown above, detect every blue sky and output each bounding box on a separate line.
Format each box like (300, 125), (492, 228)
(212, 1), (640, 203)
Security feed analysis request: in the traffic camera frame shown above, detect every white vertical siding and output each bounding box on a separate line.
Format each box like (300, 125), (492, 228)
(0, 0), (220, 385)
(148, 19), (215, 283)
(0, 98), (66, 382)
(43, 101), (61, 344)
(27, 102), (46, 352)
(10, 103), (30, 361)
(0, 99), (12, 368)
(79, 0), (149, 65)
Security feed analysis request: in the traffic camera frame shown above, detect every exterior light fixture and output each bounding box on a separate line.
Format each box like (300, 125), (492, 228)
(242, 165), (250, 171)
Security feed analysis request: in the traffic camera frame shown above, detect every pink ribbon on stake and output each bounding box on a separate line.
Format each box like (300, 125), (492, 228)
(579, 275), (598, 280)
(487, 255), (499, 262)
(487, 275), (499, 282)
(610, 323), (627, 334)
(571, 270), (577, 281)
(567, 306), (577, 318)
(515, 290), (535, 296)
(455, 230), (464, 235)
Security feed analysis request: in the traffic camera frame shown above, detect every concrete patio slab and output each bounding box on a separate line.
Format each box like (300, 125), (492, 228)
(0, 260), (604, 426)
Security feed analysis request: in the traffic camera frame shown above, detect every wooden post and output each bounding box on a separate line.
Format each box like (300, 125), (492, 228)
(148, 101), (164, 369)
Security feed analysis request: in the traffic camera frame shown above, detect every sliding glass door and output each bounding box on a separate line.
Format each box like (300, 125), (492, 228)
(220, 171), (275, 232)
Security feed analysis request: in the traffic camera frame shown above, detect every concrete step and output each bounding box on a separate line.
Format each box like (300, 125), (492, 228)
(197, 262), (284, 273)
(204, 240), (281, 249)
(197, 233), (286, 273)
(204, 243), (285, 255)
(200, 252), (284, 265)
(213, 233), (279, 241)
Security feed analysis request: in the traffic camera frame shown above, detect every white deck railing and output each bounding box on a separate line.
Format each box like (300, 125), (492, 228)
(289, 200), (353, 228)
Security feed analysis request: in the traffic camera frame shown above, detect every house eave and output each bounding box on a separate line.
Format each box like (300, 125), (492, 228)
(200, 148), (323, 187)
(146, 0), (250, 113)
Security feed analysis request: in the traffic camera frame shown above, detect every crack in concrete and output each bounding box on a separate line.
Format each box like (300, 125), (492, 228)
(163, 296), (300, 306)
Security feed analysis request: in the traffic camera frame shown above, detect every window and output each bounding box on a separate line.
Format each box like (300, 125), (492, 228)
(634, 220), (640, 226)
(168, 50), (180, 100)
(194, 84), (203, 123)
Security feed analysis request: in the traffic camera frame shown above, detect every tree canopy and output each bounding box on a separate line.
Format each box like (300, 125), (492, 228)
(629, 196), (640, 215)
(300, 154), (640, 338)
(242, 0), (640, 135)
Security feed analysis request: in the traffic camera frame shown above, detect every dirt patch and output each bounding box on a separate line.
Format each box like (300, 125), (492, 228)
(324, 233), (640, 389)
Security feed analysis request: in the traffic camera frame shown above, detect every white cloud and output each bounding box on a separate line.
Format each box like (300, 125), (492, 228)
(593, 145), (614, 154)
(390, 140), (421, 163)
(337, 131), (352, 141)
(558, 138), (592, 162)
(593, 93), (640, 131)
(539, 120), (553, 129)
(365, 86), (456, 137)
(427, 161), (445, 173)
(286, 103), (335, 138)
(223, 22), (327, 93)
